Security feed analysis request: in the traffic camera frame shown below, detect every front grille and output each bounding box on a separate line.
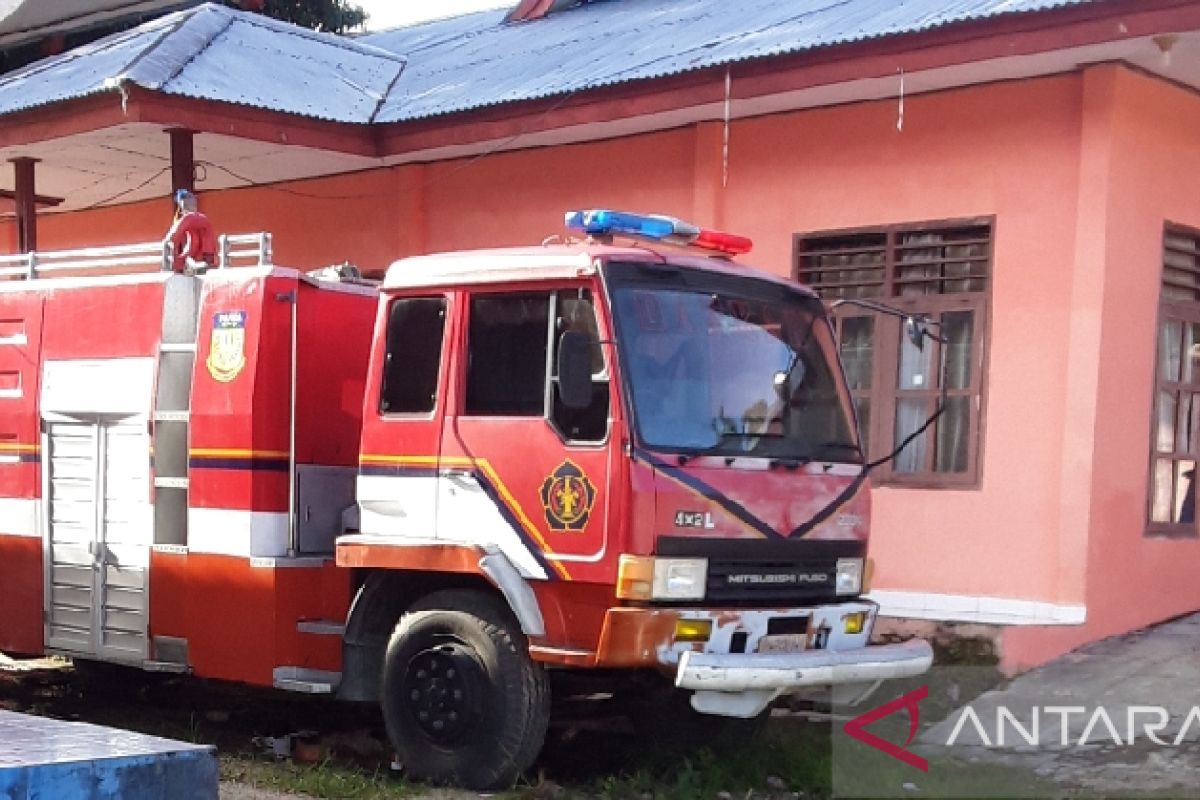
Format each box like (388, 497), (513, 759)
(706, 558), (839, 606)
(656, 535), (867, 607)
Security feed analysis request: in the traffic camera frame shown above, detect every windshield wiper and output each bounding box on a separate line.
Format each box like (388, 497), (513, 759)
(799, 440), (865, 464)
(817, 441), (863, 454)
(677, 431), (786, 464)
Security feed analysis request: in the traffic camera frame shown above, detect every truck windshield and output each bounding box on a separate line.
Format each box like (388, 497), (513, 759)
(609, 266), (860, 462)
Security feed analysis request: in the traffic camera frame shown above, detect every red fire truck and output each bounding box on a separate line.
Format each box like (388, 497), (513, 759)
(0, 211), (931, 789)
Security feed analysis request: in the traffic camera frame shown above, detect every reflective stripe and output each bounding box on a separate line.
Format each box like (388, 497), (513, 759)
(356, 471), (553, 580)
(188, 508), (289, 558)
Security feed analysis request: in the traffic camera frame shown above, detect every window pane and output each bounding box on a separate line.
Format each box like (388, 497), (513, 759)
(380, 297), (445, 414)
(1161, 319), (1183, 382)
(1152, 458), (1174, 523)
(893, 398), (928, 473)
(1176, 460), (1196, 524)
(465, 294), (550, 416)
(897, 329), (933, 390)
(941, 310), (974, 390)
(934, 396), (970, 473)
(1158, 391), (1177, 453)
(1186, 323), (1200, 385)
(551, 290), (609, 441)
(557, 291), (605, 375)
(838, 316), (874, 390)
(1180, 393), (1200, 455)
(854, 397), (871, 456)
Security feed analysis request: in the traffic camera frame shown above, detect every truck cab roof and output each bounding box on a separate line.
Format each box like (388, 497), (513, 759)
(382, 243), (814, 296)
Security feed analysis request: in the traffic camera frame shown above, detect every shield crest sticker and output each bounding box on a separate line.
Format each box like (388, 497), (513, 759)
(206, 310), (247, 383)
(539, 460), (597, 533)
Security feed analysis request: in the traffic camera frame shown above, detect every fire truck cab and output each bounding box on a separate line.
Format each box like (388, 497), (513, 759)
(340, 211), (932, 787)
(0, 212), (932, 790)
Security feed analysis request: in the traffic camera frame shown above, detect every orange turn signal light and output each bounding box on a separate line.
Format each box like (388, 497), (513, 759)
(616, 555), (654, 601)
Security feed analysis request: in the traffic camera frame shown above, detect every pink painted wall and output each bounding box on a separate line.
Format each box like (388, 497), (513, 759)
(3, 169), (404, 273)
(1006, 65), (1200, 668)
(5, 66), (1196, 669)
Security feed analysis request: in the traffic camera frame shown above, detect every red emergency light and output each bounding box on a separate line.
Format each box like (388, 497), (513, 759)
(564, 209), (753, 256)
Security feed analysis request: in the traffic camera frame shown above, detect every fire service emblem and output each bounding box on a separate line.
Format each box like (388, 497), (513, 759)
(540, 460), (597, 532)
(206, 310), (247, 383)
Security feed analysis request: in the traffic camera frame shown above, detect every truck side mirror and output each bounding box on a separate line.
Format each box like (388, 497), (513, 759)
(557, 331), (594, 410)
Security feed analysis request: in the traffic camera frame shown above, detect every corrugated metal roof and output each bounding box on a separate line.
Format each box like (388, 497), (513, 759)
(0, 2), (405, 123)
(0, 0), (1107, 125)
(364, 0), (1103, 123)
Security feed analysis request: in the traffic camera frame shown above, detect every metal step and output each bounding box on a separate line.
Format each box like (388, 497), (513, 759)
(296, 620), (345, 636)
(273, 666), (341, 695)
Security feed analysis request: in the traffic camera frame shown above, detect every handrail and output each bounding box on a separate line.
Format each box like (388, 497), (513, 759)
(0, 233), (273, 280)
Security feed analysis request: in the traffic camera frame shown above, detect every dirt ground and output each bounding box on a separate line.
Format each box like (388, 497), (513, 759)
(0, 653), (481, 798)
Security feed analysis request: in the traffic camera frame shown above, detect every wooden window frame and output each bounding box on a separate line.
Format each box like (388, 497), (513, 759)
(1147, 223), (1200, 537)
(795, 217), (993, 489)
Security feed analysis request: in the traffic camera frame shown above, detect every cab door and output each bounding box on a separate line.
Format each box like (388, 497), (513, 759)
(357, 294), (452, 540)
(438, 286), (615, 580)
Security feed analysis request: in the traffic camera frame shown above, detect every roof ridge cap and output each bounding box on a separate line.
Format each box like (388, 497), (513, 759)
(115, 3), (233, 90)
(217, 1), (407, 63)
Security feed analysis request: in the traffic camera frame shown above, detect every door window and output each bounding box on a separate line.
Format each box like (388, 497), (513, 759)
(463, 290), (609, 442)
(551, 290), (609, 442)
(465, 293), (550, 416)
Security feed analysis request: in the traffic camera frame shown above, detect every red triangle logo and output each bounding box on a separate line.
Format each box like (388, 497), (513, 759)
(842, 685), (930, 772)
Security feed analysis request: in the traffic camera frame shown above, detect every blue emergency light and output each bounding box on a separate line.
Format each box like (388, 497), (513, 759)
(565, 209), (753, 255)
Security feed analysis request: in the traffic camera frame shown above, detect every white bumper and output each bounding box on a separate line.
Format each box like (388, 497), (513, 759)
(676, 638), (933, 718)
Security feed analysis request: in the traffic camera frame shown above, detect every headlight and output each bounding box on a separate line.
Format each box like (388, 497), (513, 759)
(835, 558), (864, 596)
(617, 556), (708, 601)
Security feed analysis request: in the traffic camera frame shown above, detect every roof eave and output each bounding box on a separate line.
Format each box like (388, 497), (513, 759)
(373, 0), (1200, 158)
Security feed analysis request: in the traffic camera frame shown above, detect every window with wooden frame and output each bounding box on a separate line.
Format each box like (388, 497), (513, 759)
(795, 219), (992, 487)
(1148, 224), (1200, 535)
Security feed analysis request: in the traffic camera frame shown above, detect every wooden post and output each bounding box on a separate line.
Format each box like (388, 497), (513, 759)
(168, 128), (195, 196)
(10, 157), (38, 253)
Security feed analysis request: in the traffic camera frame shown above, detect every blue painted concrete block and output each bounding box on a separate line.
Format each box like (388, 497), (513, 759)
(0, 710), (216, 799)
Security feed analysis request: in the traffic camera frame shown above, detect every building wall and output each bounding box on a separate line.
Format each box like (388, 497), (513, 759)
(4, 168), (406, 273)
(1005, 65), (1200, 668)
(6, 67), (1197, 669)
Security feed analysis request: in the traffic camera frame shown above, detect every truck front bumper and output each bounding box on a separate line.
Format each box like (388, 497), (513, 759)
(676, 638), (933, 718)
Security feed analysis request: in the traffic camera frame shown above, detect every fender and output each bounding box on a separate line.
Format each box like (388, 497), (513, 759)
(336, 538), (546, 702)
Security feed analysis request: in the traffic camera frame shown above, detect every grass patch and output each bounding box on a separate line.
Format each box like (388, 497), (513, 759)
(219, 754), (419, 799)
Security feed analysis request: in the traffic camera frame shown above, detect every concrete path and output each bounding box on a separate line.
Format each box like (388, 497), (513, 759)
(920, 613), (1200, 796)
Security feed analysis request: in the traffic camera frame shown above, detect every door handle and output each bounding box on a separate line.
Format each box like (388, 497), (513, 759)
(439, 468), (472, 479)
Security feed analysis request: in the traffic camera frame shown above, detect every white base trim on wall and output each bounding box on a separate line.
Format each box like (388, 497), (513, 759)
(868, 589), (1087, 626)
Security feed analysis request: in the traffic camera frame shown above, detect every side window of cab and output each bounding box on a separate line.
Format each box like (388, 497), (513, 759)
(550, 289), (609, 442)
(380, 296), (447, 414)
(461, 288), (609, 442)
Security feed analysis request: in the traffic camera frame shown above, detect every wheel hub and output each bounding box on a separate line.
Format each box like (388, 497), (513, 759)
(403, 643), (481, 743)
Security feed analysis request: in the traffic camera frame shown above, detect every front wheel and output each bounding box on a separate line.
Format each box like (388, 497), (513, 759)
(381, 590), (550, 790)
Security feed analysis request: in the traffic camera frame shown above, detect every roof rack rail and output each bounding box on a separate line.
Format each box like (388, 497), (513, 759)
(0, 232), (273, 280)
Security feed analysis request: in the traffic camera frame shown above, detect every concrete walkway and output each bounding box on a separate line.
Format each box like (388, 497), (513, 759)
(920, 613), (1200, 796)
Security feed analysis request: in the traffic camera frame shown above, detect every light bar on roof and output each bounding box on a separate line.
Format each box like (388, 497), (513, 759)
(565, 209), (753, 255)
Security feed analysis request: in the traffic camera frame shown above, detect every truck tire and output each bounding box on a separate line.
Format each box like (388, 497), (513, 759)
(381, 589), (550, 790)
